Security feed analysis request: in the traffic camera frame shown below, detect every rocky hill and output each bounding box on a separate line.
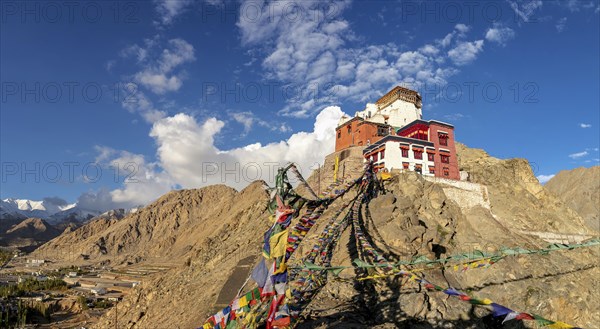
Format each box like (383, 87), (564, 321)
(0, 217), (62, 251)
(34, 183), (270, 266)
(545, 166), (600, 231)
(37, 144), (599, 328)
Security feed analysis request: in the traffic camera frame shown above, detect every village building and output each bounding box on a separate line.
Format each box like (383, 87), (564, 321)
(335, 86), (460, 180)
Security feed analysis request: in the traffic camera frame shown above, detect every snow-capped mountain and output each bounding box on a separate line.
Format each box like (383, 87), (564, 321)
(1, 198), (102, 224)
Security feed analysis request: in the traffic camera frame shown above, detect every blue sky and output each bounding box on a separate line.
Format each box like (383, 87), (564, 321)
(1, 0), (599, 210)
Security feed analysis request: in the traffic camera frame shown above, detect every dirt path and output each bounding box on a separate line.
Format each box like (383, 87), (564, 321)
(212, 255), (257, 312)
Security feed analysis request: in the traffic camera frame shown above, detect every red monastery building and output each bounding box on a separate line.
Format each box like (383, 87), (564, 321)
(335, 86), (460, 180)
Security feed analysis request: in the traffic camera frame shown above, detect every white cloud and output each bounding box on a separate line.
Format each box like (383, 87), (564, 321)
(537, 174), (555, 184)
(562, 0), (599, 12)
(154, 0), (193, 24)
(447, 40), (484, 66)
(232, 112), (255, 134)
(485, 25), (516, 46)
(107, 151), (174, 206)
(454, 23), (470, 34)
(85, 106), (345, 208)
(556, 17), (567, 32)
(120, 86), (166, 123)
(236, 1), (487, 117)
(579, 123), (591, 128)
(149, 106), (344, 191)
(569, 151), (589, 159)
(444, 113), (465, 121)
(135, 72), (183, 94)
(508, 0), (543, 22)
(231, 111), (292, 135)
(132, 38), (196, 95)
(121, 44), (149, 62)
(83, 147), (175, 210)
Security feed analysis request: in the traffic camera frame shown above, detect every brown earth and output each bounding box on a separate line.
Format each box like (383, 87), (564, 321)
(545, 166), (600, 231)
(35, 144), (599, 328)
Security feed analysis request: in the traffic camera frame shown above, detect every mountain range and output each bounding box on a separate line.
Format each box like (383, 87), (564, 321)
(1, 198), (106, 224)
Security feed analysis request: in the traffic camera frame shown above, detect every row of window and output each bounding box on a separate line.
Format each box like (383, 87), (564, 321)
(369, 149), (450, 164)
(400, 162), (451, 176)
(399, 148), (450, 163)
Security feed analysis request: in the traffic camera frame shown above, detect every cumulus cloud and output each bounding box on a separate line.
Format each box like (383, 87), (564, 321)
(454, 23), (470, 34)
(569, 151), (589, 159)
(107, 151), (174, 207)
(580, 123), (592, 128)
(536, 174), (555, 184)
(485, 25), (516, 45)
(150, 106), (343, 190)
(447, 40), (484, 66)
(83, 106), (345, 208)
(236, 1), (486, 117)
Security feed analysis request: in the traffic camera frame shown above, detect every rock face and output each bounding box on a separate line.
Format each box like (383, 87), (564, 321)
(545, 166), (600, 231)
(40, 145), (599, 329)
(34, 182), (270, 266)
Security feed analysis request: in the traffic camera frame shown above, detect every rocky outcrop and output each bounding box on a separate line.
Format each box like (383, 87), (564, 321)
(545, 166), (600, 231)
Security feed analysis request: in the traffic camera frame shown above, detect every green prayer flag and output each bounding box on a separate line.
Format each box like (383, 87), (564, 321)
(226, 319), (238, 329)
(353, 259), (374, 268)
(533, 314), (554, 326)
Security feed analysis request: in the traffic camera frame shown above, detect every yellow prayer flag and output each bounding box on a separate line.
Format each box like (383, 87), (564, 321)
(239, 296), (248, 308)
(269, 230), (289, 259)
(274, 261), (287, 274)
(547, 322), (574, 329)
(480, 298), (493, 305)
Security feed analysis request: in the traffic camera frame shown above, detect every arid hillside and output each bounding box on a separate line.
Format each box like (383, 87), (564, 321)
(545, 166), (600, 231)
(0, 217), (62, 251)
(36, 144), (599, 329)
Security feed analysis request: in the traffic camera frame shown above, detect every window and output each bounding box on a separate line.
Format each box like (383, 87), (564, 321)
(427, 153), (434, 161)
(439, 133), (448, 146)
(347, 126), (351, 134)
(401, 149), (409, 157)
(429, 167), (435, 174)
(337, 131), (341, 139)
(380, 150), (385, 159)
(414, 150), (423, 160)
(443, 167), (450, 176)
(402, 162), (409, 169)
(441, 154), (450, 164)
(373, 153), (378, 162)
